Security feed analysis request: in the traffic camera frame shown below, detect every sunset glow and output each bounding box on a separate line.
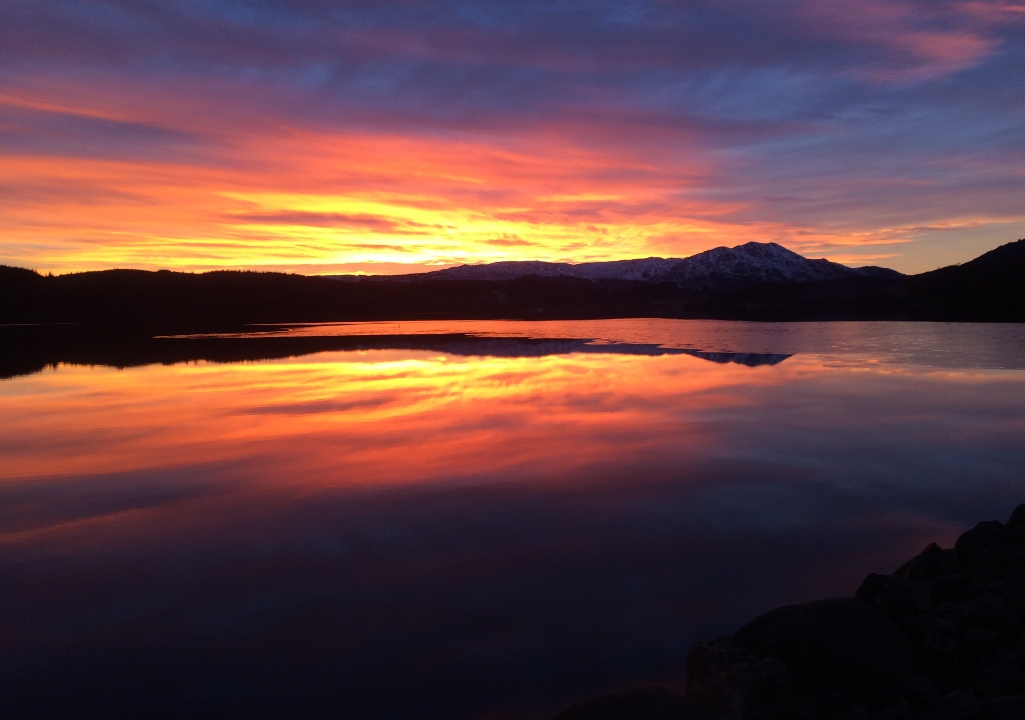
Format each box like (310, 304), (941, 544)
(5, 319), (1025, 718)
(0, 349), (754, 487)
(5, 319), (1022, 491)
(3, 324), (1022, 545)
(2, 1), (1024, 274)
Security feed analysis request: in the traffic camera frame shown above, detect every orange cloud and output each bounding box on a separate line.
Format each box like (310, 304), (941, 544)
(0, 116), (758, 274)
(3, 0), (1024, 282)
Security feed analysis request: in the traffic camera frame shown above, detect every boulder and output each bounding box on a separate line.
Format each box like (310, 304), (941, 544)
(966, 547), (1025, 589)
(990, 694), (1025, 720)
(685, 637), (793, 720)
(895, 543), (959, 581)
(1005, 506), (1025, 546)
(730, 598), (915, 715)
(956, 521), (1009, 564)
(856, 573), (929, 623)
(551, 505), (1025, 720)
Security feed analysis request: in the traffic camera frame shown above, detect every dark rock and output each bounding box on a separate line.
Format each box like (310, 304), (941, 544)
(904, 673), (944, 704)
(551, 687), (693, 720)
(989, 695), (1025, 720)
(685, 637), (794, 720)
(1006, 506), (1025, 546)
(938, 690), (988, 719)
(972, 663), (1025, 701)
(552, 505), (1025, 720)
(731, 598), (915, 712)
(857, 574), (929, 623)
(895, 543), (959, 581)
(957, 522), (1009, 564)
(933, 573), (983, 605)
(830, 705), (873, 720)
(912, 610), (961, 685)
(991, 575), (1025, 617)
(939, 593), (1023, 688)
(967, 547), (1025, 589)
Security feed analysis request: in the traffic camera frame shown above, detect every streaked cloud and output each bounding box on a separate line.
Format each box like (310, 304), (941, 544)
(1, 0), (1023, 273)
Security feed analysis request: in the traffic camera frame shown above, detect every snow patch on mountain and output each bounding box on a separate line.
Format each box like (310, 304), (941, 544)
(430, 242), (902, 290)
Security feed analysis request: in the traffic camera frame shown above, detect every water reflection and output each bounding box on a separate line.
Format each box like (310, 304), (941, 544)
(230, 319), (1025, 369)
(0, 327), (791, 381)
(1, 321), (1024, 719)
(678, 349), (791, 366)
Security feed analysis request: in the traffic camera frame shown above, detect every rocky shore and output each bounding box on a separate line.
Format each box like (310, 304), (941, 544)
(554, 506), (1025, 720)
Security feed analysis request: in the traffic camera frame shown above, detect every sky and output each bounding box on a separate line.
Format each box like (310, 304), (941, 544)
(1, 0), (1023, 275)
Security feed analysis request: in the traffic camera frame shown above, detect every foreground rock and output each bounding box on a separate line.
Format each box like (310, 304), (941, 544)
(553, 505), (1025, 720)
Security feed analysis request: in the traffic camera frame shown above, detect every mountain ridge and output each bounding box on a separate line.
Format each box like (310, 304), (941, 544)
(2, 239), (1022, 329)
(372, 242), (905, 290)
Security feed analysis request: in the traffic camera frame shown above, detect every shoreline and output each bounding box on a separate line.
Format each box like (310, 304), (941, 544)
(554, 505), (1025, 720)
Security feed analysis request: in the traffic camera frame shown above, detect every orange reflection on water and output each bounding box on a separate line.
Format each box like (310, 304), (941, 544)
(4, 320), (1024, 554)
(1, 349), (780, 487)
(3, 323), (1025, 720)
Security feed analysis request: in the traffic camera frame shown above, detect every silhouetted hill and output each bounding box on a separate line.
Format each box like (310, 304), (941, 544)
(908, 239), (1025, 321)
(0, 267), (696, 332)
(1, 240), (1022, 331)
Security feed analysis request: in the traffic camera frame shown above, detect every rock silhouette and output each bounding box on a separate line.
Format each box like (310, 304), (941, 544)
(554, 505), (1025, 719)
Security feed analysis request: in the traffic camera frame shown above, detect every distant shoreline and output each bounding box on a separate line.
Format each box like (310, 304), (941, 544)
(2, 240), (1023, 331)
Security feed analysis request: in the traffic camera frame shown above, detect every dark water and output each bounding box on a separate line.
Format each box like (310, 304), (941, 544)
(2, 320), (1024, 719)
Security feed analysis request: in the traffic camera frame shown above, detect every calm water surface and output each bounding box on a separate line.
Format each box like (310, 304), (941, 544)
(2, 320), (1025, 719)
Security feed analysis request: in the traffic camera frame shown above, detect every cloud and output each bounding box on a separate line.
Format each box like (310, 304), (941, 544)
(485, 235), (532, 247)
(0, 98), (209, 161)
(226, 211), (435, 233)
(0, 0), (1023, 273)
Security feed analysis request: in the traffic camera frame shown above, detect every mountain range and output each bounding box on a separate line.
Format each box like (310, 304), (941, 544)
(423, 242), (903, 289)
(2, 239), (1023, 333)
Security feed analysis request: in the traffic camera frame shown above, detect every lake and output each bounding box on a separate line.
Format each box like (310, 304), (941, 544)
(2, 319), (1025, 719)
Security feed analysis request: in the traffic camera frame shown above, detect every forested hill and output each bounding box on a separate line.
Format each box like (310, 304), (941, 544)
(908, 239), (1025, 321)
(1, 240), (1022, 332)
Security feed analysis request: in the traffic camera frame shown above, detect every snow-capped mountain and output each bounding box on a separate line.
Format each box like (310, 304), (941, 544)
(429, 242), (902, 290)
